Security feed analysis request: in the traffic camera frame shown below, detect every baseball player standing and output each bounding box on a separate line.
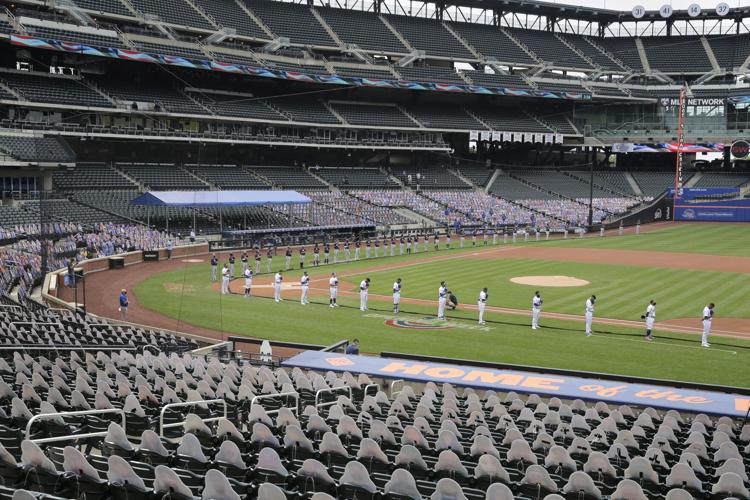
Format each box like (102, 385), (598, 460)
(266, 247), (274, 273)
(333, 241), (340, 263)
(359, 278), (370, 311)
(285, 246), (292, 270)
(344, 241), (351, 262)
(437, 281), (447, 320)
(323, 242), (330, 265)
(210, 254), (218, 282)
(254, 249), (261, 275)
(642, 300), (656, 340)
(300, 271), (310, 305)
(240, 252), (248, 274)
(228, 253), (236, 278)
(221, 264), (230, 295)
(532, 291), (543, 330)
(354, 240), (360, 261)
(299, 247), (306, 269)
(329, 272), (339, 307)
(243, 268), (253, 298)
(365, 239), (371, 259)
(477, 287), (488, 325)
(274, 271), (283, 302)
(313, 243), (320, 267)
(392, 278), (402, 314)
(701, 303), (715, 348)
(585, 295), (596, 336)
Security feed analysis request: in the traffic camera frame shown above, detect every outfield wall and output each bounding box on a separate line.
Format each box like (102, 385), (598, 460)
(674, 199), (750, 222)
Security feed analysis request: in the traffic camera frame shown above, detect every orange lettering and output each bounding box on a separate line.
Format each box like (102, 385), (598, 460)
(424, 367), (465, 379)
(380, 363), (428, 375)
(522, 377), (564, 391)
(464, 371), (524, 386)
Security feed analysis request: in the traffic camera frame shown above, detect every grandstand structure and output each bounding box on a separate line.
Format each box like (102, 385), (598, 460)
(0, 0), (747, 235)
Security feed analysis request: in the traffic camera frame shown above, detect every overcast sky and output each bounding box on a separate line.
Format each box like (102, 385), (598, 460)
(550, 0), (747, 10)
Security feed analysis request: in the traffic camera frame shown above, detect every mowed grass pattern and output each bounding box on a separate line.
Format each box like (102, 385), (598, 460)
(554, 222), (750, 256)
(135, 223), (750, 387)
(341, 258), (749, 321)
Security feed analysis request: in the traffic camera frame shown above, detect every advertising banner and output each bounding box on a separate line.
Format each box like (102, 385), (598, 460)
(284, 351), (749, 416)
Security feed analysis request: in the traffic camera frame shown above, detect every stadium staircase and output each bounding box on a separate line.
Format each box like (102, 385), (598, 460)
(112, 164), (144, 190)
(484, 169), (501, 194)
(553, 33), (599, 72)
(560, 170), (633, 199)
(583, 36), (631, 73)
(393, 206), (435, 225)
(699, 38), (722, 73)
(234, 0), (274, 38)
(321, 101), (348, 125)
(395, 105), (426, 129)
(504, 170), (593, 212)
(624, 172), (643, 196)
(441, 22), (482, 61)
(463, 108), (493, 130)
(182, 0), (220, 30)
(498, 27), (541, 66)
(378, 15), (414, 52)
(635, 39), (651, 74)
(310, 7), (346, 49)
(179, 165), (212, 188)
(685, 172), (703, 187)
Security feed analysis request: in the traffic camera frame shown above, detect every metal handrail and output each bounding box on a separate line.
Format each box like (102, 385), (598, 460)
(158, 399), (227, 438)
(250, 392), (299, 416)
(25, 408), (125, 444)
(363, 383), (379, 397)
(390, 379), (405, 396)
(314, 386), (352, 410)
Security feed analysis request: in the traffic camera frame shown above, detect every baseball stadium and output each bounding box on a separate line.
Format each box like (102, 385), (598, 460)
(0, 0), (749, 498)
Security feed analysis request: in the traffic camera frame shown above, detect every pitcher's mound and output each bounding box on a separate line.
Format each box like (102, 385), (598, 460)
(510, 276), (590, 287)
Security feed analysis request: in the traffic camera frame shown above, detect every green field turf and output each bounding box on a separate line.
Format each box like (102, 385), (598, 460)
(552, 222), (750, 256)
(135, 224), (750, 387)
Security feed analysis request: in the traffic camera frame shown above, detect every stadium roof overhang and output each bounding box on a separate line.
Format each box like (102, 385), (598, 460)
(130, 190), (312, 207)
(443, 0), (750, 23)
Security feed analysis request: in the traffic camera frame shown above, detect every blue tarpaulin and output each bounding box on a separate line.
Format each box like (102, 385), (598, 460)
(130, 190), (311, 207)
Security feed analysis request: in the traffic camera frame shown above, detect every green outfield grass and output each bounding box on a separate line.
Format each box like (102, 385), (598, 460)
(554, 222), (750, 256)
(135, 223), (750, 387)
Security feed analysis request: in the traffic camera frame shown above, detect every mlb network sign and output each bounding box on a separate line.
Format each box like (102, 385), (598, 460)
(659, 97), (725, 108)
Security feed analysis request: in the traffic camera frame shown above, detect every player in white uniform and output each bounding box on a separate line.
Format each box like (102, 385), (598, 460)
(642, 300), (656, 340)
(477, 288), (488, 325)
(273, 271), (283, 302)
(243, 268), (253, 298)
(359, 278), (370, 311)
(437, 281), (447, 320)
(531, 291), (543, 329)
(701, 303), (715, 348)
(329, 272), (339, 307)
(220, 264), (230, 295)
(300, 271), (310, 305)
(392, 278), (402, 314)
(585, 295), (596, 336)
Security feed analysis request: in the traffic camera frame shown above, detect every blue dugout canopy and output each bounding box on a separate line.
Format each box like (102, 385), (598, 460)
(131, 190), (311, 207)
